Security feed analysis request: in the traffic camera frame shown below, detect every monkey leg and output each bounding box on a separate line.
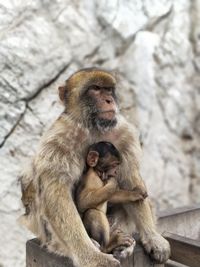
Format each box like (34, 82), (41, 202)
(123, 199), (171, 263)
(42, 180), (120, 267)
(83, 209), (110, 249)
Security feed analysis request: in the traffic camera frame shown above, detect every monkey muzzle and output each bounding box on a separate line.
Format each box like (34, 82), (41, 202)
(98, 110), (116, 120)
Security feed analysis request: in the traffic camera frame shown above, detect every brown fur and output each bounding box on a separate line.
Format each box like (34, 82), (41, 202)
(76, 142), (144, 255)
(20, 68), (170, 267)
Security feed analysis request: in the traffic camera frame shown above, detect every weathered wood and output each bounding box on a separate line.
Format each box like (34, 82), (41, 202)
(120, 242), (164, 267)
(132, 245), (163, 267)
(120, 234), (164, 267)
(26, 205), (200, 267)
(158, 204), (200, 218)
(158, 204), (200, 240)
(165, 260), (188, 267)
(26, 239), (74, 267)
(164, 232), (200, 267)
(26, 238), (163, 267)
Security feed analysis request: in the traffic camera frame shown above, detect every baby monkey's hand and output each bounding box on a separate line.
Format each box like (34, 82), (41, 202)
(131, 186), (148, 200)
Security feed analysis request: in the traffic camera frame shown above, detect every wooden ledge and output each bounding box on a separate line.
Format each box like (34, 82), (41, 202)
(26, 239), (74, 267)
(164, 232), (200, 267)
(158, 204), (200, 219)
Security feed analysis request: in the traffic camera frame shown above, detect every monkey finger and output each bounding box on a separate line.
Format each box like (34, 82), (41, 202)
(115, 228), (123, 234)
(143, 192), (148, 198)
(117, 236), (135, 247)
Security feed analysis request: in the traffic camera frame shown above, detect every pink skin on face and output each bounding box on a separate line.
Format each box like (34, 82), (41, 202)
(87, 87), (117, 121)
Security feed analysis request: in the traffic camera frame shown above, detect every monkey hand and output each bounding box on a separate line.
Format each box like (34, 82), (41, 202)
(131, 186), (148, 200)
(141, 231), (171, 263)
(106, 177), (118, 193)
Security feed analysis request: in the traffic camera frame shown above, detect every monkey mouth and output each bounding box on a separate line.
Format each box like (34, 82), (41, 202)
(98, 110), (116, 120)
(91, 111), (117, 131)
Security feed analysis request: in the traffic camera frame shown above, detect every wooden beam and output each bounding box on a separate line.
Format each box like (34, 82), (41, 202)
(164, 232), (200, 267)
(26, 238), (163, 267)
(165, 260), (187, 267)
(26, 239), (74, 267)
(158, 204), (200, 218)
(26, 205), (200, 267)
(158, 205), (200, 240)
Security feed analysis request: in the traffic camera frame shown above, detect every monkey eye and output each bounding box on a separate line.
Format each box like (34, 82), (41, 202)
(89, 85), (100, 91)
(111, 162), (120, 168)
(105, 87), (114, 92)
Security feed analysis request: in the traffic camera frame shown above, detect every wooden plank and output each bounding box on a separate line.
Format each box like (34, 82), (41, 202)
(163, 232), (200, 267)
(26, 239), (74, 267)
(165, 260), (188, 267)
(121, 243), (164, 267)
(26, 238), (163, 267)
(26, 205), (200, 267)
(158, 205), (200, 240)
(158, 204), (200, 218)
(133, 245), (164, 267)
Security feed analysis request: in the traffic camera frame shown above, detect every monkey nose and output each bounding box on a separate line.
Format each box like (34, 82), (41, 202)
(105, 98), (113, 104)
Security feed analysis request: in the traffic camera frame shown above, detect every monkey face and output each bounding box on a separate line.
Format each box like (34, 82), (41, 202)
(85, 84), (118, 130)
(59, 69), (119, 131)
(96, 155), (120, 181)
(104, 165), (120, 181)
(97, 163), (120, 181)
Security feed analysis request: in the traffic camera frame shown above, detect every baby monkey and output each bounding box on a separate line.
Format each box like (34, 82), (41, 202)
(76, 142), (147, 256)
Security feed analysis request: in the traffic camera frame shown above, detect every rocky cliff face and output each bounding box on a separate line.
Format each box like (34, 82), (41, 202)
(0, 0), (199, 266)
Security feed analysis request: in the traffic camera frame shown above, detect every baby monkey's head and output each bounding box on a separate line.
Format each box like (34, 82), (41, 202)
(86, 141), (121, 181)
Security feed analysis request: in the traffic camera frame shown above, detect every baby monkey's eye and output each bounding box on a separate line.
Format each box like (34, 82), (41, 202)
(112, 162), (120, 168)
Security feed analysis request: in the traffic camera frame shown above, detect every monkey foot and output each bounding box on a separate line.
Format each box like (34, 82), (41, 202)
(110, 230), (136, 260)
(113, 229), (135, 248)
(141, 231), (171, 263)
(113, 242), (135, 260)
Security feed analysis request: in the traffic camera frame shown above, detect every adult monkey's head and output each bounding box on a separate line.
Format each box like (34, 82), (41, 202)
(58, 68), (118, 131)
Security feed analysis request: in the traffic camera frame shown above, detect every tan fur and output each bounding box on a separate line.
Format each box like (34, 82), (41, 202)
(20, 69), (170, 267)
(76, 159), (140, 255)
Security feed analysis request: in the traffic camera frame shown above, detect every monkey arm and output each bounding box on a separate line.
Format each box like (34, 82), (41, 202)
(122, 162), (171, 263)
(108, 188), (147, 204)
(42, 179), (100, 261)
(113, 122), (170, 263)
(77, 182), (117, 213)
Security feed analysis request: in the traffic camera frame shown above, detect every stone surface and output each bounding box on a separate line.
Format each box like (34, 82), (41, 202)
(0, 0), (200, 266)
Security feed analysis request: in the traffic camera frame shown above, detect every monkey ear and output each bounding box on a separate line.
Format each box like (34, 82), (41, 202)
(87, 151), (99, 167)
(58, 85), (66, 102)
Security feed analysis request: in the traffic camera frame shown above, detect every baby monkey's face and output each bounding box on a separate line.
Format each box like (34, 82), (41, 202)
(96, 154), (120, 181)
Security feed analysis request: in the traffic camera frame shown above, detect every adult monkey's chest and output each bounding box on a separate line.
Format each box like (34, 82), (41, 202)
(92, 127), (125, 152)
(91, 127), (134, 189)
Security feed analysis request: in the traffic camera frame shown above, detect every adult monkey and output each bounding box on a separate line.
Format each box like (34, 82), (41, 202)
(20, 68), (170, 267)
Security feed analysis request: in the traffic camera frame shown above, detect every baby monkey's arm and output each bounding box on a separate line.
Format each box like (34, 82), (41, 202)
(109, 186), (148, 204)
(77, 177), (118, 213)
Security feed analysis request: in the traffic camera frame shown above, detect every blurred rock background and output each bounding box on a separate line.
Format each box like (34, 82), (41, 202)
(0, 0), (200, 266)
